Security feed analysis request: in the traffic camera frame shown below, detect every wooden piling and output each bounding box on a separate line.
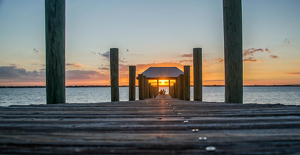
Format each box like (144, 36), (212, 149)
(110, 48), (119, 102)
(174, 83), (177, 98)
(45, 0), (66, 104)
(184, 66), (190, 101)
(149, 85), (153, 98)
(178, 74), (184, 100)
(157, 79), (159, 94)
(193, 48), (202, 101)
(147, 83), (151, 98)
(129, 66), (136, 101)
(144, 76), (147, 99)
(223, 0), (243, 103)
(145, 79), (149, 98)
(138, 74), (144, 100)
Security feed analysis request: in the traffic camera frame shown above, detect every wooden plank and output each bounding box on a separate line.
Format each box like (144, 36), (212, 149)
(1, 99), (300, 154)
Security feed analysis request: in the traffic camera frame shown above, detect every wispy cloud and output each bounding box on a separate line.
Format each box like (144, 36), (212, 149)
(243, 48), (268, 56)
(211, 58), (224, 62)
(98, 67), (110, 70)
(66, 70), (108, 80)
(285, 72), (300, 75)
(179, 59), (193, 63)
(66, 62), (82, 68)
(243, 57), (264, 63)
(100, 51), (110, 60)
(270, 54), (278, 59)
(284, 38), (290, 44)
(179, 54), (193, 57)
(33, 48), (38, 52)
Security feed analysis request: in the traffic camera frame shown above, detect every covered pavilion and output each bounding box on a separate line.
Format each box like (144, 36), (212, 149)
(137, 67), (183, 94)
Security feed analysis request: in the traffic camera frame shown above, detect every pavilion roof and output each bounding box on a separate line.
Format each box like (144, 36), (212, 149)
(137, 67), (183, 79)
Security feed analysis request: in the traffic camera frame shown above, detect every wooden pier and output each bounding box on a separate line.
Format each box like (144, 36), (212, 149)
(1, 96), (300, 154)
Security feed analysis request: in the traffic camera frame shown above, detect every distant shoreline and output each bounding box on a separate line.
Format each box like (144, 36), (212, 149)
(1, 85), (299, 88)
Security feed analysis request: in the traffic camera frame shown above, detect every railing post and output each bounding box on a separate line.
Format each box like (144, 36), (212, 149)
(184, 66), (190, 101)
(110, 48), (119, 102)
(179, 74), (184, 100)
(45, 0), (66, 104)
(129, 66), (136, 101)
(223, 0), (243, 103)
(193, 48), (202, 101)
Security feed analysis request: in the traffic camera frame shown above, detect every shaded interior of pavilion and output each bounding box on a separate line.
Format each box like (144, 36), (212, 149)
(137, 67), (183, 96)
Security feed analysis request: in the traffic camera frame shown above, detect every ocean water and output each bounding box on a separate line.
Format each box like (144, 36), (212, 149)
(0, 87), (299, 106)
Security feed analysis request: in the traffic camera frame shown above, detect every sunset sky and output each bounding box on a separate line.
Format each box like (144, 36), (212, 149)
(0, 0), (300, 86)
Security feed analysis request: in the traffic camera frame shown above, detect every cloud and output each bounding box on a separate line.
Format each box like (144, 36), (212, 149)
(179, 59), (193, 63)
(179, 54), (193, 57)
(285, 72), (300, 75)
(98, 67), (110, 70)
(91, 51), (96, 54)
(284, 38), (290, 44)
(100, 51), (110, 60)
(33, 48), (38, 52)
(66, 62), (82, 68)
(270, 54), (278, 59)
(212, 58), (224, 62)
(0, 66), (44, 79)
(66, 70), (108, 80)
(243, 57), (264, 63)
(243, 48), (266, 56)
(296, 61), (300, 63)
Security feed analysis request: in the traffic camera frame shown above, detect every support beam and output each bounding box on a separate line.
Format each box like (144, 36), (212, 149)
(184, 66), (190, 101)
(149, 85), (153, 98)
(138, 74), (144, 100)
(193, 48), (202, 101)
(129, 66), (136, 101)
(45, 0), (65, 104)
(110, 48), (119, 102)
(223, 0), (243, 103)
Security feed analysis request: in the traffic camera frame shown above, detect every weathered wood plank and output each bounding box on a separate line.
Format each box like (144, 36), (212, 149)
(0, 99), (300, 154)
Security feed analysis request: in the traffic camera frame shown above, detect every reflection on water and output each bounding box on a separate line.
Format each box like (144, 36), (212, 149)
(0, 86), (299, 106)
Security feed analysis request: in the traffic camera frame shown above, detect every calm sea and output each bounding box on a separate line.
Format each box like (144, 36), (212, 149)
(0, 87), (299, 106)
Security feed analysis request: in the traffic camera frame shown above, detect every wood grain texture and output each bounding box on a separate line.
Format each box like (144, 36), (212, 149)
(110, 48), (119, 102)
(193, 48), (202, 101)
(184, 66), (190, 101)
(1, 100), (300, 154)
(223, 0), (243, 103)
(129, 66), (136, 101)
(45, 0), (65, 104)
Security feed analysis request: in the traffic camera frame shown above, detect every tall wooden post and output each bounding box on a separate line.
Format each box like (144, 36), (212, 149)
(110, 48), (119, 102)
(45, 0), (65, 104)
(129, 66), (136, 101)
(223, 0), (243, 103)
(184, 66), (190, 101)
(179, 74), (184, 100)
(138, 74), (144, 100)
(193, 48), (202, 101)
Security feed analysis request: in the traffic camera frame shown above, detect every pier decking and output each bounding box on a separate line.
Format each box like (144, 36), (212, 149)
(1, 97), (300, 154)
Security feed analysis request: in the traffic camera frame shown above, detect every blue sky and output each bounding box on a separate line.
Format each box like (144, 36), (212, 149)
(0, 0), (299, 86)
